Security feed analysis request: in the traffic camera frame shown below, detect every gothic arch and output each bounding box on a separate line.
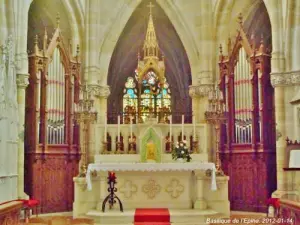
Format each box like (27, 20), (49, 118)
(28, 0), (83, 52)
(98, 0), (199, 86)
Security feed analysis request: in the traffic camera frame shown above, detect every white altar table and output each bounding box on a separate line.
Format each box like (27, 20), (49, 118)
(86, 162), (217, 191)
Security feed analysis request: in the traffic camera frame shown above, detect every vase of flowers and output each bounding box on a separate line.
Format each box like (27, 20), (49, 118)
(172, 140), (192, 162)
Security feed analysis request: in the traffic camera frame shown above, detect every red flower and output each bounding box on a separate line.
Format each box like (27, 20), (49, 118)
(267, 198), (280, 208)
(108, 171), (116, 182)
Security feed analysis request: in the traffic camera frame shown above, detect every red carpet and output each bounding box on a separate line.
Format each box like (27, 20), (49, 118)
(134, 208), (171, 225)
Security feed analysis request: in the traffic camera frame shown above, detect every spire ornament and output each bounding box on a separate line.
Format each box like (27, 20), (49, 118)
(56, 12), (60, 28)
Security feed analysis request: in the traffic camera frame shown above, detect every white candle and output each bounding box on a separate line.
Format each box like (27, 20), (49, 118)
(181, 114), (184, 140)
(169, 115), (172, 141)
(130, 116), (133, 140)
(193, 115), (196, 138)
(117, 115), (120, 142)
(104, 113), (107, 142)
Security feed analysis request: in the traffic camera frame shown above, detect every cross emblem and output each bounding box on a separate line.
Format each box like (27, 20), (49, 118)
(142, 179), (161, 199)
(119, 180), (138, 199)
(165, 179), (184, 199)
(147, 2), (155, 15)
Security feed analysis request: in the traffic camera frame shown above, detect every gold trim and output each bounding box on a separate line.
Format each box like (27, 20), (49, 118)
(119, 180), (138, 199)
(165, 178), (184, 199)
(142, 179), (161, 199)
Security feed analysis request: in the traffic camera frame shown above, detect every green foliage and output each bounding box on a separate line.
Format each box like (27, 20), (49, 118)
(172, 140), (192, 162)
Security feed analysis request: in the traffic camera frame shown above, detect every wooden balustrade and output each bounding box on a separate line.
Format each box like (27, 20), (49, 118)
(0, 201), (23, 225)
(278, 199), (300, 224)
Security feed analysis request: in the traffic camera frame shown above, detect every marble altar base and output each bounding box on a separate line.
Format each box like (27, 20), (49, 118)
(73, 170), (230, 224)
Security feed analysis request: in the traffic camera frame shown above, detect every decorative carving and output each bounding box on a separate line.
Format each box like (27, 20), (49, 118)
(119, 180), (138, 199)
(271, 71), (300, 87)
(25, 154), (79, 213)
(87, 84), (110, 98)
(142, 179), (161, 199)
(16, 73), (29, 88)
(189, 84), (214, 98)
(221, 152), (277, 212)
(165, 178), (184, 199)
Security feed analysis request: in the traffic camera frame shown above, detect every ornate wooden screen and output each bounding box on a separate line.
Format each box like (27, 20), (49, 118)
(25, 23), (81, 213)
(218, 20), (276, 212)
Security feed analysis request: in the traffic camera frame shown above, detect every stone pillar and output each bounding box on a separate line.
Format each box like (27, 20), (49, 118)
(194, 171), (207, 209)
(16, 74), (29, 198)
(88, 84), (110, 155)
(14, 0), (32, 199)
(271, 70), (300, 197)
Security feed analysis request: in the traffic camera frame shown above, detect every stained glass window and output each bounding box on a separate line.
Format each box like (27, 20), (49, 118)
(123, 71), (171, 122)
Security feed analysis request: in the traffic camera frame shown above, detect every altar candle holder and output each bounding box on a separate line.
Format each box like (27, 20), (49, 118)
(192, 140), (199, 154)
(128, 138), (136, 154)
(115, 142), (123, 154)
(166, 136), (173, 153)
(102, 171), (123, 212)
(102, 141), (109, 154)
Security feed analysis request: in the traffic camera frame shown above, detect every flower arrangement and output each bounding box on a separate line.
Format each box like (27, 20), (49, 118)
(172, 140), (192, 162)
(267, 198), (280, 208)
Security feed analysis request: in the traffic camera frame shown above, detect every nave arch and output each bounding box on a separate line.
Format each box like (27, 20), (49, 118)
(98, 0), (200, 86)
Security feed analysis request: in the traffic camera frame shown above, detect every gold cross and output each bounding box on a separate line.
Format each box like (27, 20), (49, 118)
(147, 2), (155, 15)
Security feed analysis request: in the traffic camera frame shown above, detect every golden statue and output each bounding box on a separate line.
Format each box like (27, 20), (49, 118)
(146, 140), (156, 162)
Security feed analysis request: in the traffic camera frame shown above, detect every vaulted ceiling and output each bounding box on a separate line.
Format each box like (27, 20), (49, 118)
(107, 0), (192, 114)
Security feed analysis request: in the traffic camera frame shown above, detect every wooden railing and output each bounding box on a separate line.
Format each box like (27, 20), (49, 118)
(0, 201), (23, 225)
(278, 199), (300, 225)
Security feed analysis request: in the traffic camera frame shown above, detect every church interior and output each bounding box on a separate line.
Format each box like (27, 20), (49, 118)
(0, 0), (300, 224)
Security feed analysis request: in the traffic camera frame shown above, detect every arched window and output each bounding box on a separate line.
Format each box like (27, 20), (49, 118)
(123, 70), (171, 123)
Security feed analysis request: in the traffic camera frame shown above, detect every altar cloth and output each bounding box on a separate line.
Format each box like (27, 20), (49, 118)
(86, 162), (217, 191)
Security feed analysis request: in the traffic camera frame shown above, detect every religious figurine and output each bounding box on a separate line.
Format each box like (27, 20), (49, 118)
(146, 140), (156, 162)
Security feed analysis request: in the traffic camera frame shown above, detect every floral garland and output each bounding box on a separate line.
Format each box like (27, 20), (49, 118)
(172, 140), (192, 162)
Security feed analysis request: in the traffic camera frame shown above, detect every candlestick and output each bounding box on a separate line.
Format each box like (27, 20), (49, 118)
(169, 115), (172, 140)
(117, 115), (120, 142)
(193, 115), (196, 138)
(181, 114), (184, 140)
(104, 113), (107, 141)
(130, 116), (133, 140)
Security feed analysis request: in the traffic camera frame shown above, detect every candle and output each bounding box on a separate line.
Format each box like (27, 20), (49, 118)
(169, 115), (172, 141)
(193, 115), (196, 138)
(104, 113), (107, 142)
(117, 115), (120, 142)
(130, 116), (133, 141)
(181, 114), (184, 140)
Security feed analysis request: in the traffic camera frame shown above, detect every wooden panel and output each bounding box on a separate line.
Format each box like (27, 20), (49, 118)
(221, 152), (277, 212)
(279, 199), (300, 224)
(0, 201), (23, 225)
(25, 151), (79, 213)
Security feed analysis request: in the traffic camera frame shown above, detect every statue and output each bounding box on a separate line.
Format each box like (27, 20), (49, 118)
(146, 140), (156, 162)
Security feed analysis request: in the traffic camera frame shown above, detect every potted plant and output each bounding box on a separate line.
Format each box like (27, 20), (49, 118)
(172, 140), (192, 162)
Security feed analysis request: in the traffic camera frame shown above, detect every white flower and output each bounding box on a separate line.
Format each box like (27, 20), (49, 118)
(181, 150), (184, 154)
(176, 145), (179, 148)
(184, 146), (187, 149)
(180, 143), (183, 147)
(183, 140), (187, 144)
(176, 141), (179, 145)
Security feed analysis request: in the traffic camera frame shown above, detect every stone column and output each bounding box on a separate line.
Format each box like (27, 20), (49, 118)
(16, 74), (29, 199)
(194, 171), (207, 209)
(88, 84), (110, 155)
(271, 70), (300, 197)
(14, 0), (32, 199)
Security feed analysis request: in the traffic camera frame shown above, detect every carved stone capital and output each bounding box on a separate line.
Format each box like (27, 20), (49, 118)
(189, 84), (214, 98)
(87, 84), (110, 98)
(16, 73), (29, 88)
(271, 71), (300, 87)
